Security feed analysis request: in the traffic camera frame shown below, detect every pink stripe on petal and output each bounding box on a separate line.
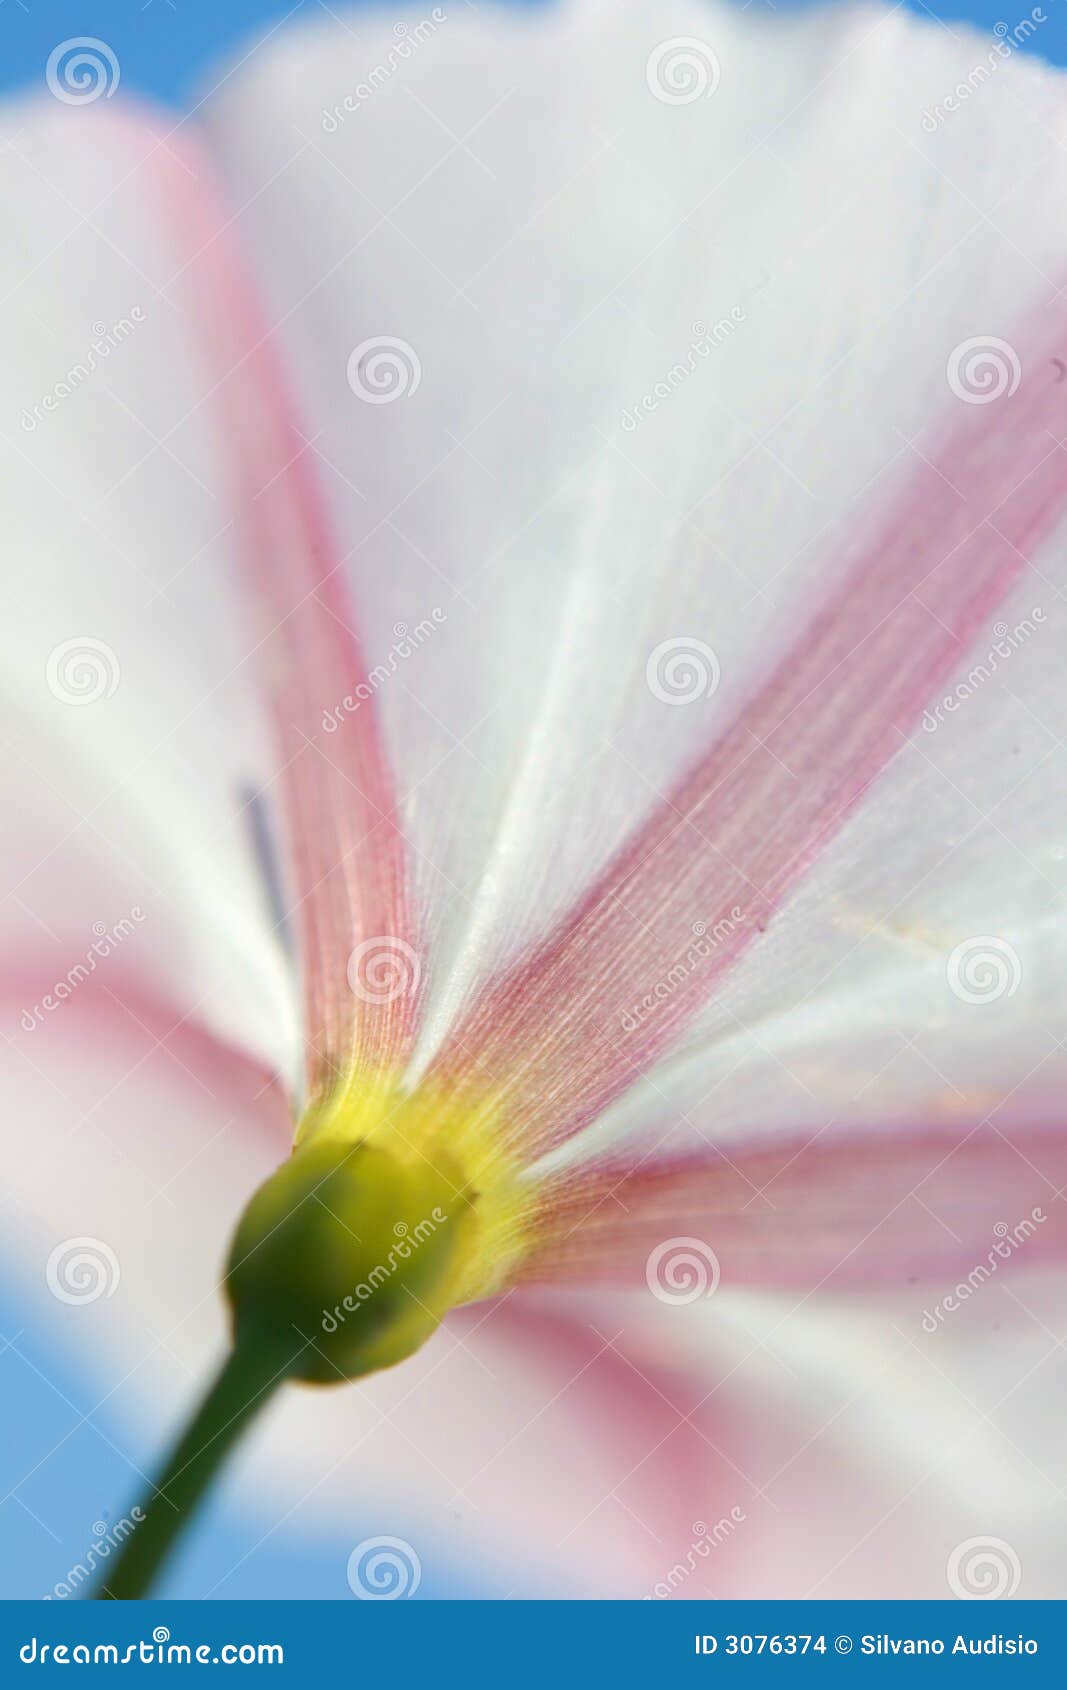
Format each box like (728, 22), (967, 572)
(437, 303), (1067, 1155)
(518, 1117), (1067, 1294)
(148, 127), (416, 1093)
(4, 958), (289, 1142)
(445, 1297), (720, 1583)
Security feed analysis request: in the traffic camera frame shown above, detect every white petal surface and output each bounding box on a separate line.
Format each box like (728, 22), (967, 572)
(205, 0), (1067, 1090)
(0, 104), (299, 1080)
(539, 560), (1067, 1182)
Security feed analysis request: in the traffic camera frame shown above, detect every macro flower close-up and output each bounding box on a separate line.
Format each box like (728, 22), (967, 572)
(3, 0), (1067, 1607)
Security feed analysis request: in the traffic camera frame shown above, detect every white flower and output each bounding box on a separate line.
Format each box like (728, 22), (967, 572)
(2, 0), (1067, 1598)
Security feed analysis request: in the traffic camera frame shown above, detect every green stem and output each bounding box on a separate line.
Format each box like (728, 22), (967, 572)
(95, 1326), (295, 1600)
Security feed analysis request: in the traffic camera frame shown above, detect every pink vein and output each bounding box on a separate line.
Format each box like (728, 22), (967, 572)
(148, 120), (416, 1094)
(434, 311), (1067, 1157)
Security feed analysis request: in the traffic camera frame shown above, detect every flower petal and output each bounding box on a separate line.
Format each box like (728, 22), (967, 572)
(202, 0), (1067, 1113)
(0, 102), (298, 1078)
(0, 95), (425, 1097)
(520, 1116), (1067, 1292)
(529, 551), (1067, 1199)
(147, 129), (419, 1092)
(448, 333), (1067, 1153)
(595, 1276), (1067, 1597)
(0, 969), (730, 1596)
(6, 968), (1065, 1598)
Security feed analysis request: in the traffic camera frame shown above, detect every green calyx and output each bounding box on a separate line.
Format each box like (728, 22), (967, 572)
(225, 1137), (478, 1384)
(94, 1135), (479, 1597)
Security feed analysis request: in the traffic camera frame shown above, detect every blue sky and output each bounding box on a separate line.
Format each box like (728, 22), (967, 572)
(0, 0), (1065, 106)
